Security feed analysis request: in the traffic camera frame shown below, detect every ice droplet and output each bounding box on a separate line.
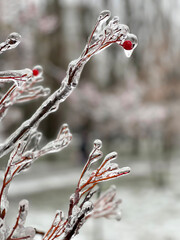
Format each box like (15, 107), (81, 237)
(93, 139), (102, 149)
(7, 32), (21, 49)
(115, 211), (121, 221)
(98, 10), (111, 21)
(124, 33), (138, 58)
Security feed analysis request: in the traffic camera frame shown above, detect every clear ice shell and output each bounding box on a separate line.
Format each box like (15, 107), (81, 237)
(104, 151), (118, 162)
(18, 199), (29, 225)
(93, 139), (102, 149)
(98, 10), (111, 21)
(72, 205), (81, 216)
(82, 201), (93, 211)
(19, 199), (29, 211)
(89, 149), (103, 165)
(118, 24), (130, 35)
(124, 33), (138, 58)
(108, 16), (120, 28)
(6, 32), (21, 49)
(104, 27), (113, 36)
(0, 68), (32, 86)
(106, 162), (118, 170)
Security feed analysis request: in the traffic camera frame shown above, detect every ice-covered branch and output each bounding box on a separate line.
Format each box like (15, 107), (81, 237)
(6, 200), (35, 240)
(87, 185), (122, 221)
(0, 66), (50, 120)
(76, 139), (130, 200)
(0, 10), (137, 240)
(0, 123), (72, 220)
(0, 10), (137, 158)
(43, 140), (130, 240)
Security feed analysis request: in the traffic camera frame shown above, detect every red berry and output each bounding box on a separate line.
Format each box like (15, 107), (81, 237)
(32, 69), (39, 76)
(122, 40), (133, 50)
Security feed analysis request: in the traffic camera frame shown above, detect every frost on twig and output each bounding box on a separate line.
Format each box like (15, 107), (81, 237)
(0, 10), (138, 158)
(43, 140), (130, 240)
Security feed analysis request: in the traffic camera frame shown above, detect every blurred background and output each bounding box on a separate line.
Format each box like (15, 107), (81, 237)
(0, 0), (180, 239)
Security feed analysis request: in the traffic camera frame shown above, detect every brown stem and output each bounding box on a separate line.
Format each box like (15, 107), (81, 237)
(7, 211), (21, 240)
(63, 213), (85, 240)
(35, 229), (45, 236)
(0, 84), (16, 105)
(77, 147), (97, 187)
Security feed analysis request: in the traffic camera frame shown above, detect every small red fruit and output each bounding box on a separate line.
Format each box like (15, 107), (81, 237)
(32, 69), (39, 76)
(122, 40), (133, 50)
